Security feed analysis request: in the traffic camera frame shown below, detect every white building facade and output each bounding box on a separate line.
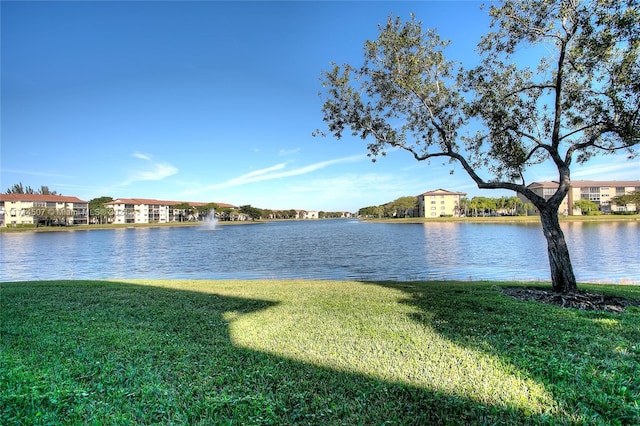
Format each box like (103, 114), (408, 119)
(105, 198), (232, 224)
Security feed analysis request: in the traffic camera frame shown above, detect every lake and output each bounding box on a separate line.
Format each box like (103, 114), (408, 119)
(1, 220), (638, 284)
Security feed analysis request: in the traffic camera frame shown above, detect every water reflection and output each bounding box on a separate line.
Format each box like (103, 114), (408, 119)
(420, 223), (552, 282)
(0, 220), (638, 284)
(564, 221), (639, 284)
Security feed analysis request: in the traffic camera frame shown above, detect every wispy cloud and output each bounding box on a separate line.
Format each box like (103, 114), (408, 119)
(204, 154), (366, 190)
(132, 152), (153, 161)
(236, 172), (426, 211)
(121, 152), (179, 185)
(572, 157), (640, 179)
(127, 163), (179, 183)
(1, 169), (74, 179)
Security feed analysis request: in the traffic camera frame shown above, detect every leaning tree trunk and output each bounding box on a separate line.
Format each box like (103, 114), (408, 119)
(539, 206), (578, 294)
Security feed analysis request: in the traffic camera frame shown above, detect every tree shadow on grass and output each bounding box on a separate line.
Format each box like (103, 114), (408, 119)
(1, 280), (610, 424)
(365, 280), (640, 424)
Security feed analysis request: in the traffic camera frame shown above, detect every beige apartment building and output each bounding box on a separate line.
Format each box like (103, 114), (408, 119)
(417, 189), (467, 217)
(0, 194), (89, 227)
(518, 180), (640, 215)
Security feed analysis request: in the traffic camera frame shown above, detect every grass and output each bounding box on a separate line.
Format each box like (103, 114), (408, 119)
(1, 280), (639, 425)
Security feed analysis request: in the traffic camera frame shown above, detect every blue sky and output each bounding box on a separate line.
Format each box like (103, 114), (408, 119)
(2, 1), (638, 212)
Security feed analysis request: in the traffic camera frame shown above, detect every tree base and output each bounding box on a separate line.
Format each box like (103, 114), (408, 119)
(503, 287), (639, 313)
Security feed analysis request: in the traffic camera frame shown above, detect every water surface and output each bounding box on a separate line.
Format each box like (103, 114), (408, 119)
(1, 220), (638, 283)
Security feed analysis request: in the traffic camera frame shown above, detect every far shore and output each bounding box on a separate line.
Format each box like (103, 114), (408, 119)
(0, 220), (264, 233)
(1, 213), (638, 233)
(365, 214), (640, 224)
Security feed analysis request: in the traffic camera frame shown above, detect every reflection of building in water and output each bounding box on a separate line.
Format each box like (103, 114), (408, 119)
(416, 189), (467, 218)
(0, 194), (89, 227)
(518, 180), (640, 215)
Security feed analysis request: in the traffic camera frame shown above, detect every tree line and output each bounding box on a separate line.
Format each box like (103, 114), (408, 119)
(359, 195), (529, 218)
(360, 191), (640, 219)
(4, 184), (349, 223)
(237, 205), (349, 220)
(5, 182), (59, 196)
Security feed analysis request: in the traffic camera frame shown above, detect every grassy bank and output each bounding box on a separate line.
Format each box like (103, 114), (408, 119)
(2, 280), (639, 424)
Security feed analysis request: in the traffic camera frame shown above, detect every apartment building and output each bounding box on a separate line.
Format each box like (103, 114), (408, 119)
(519, 180), (640, 215)
(0, 194), (89, 227)
(105, 198), (235, 224)
(417, 189), (467, 217)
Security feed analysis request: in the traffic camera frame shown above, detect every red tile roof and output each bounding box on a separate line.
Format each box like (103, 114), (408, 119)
(105, 198), (236, 208)
(0, 193), (88, 203)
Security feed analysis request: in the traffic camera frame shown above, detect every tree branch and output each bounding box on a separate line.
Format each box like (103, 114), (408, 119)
(504, 83), (555, 99)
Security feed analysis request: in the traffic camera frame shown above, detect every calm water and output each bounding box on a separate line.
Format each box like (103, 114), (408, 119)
(1, 220), (638, 283)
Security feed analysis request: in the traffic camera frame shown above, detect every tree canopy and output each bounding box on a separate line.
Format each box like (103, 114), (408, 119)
(5, 183), (59, 195)
(88, 196), (114, 224)
(318, 0), (639, 293)
(611, 190), (640, 208)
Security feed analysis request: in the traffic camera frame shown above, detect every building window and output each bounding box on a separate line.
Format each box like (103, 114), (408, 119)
(581, 187), (601, 201)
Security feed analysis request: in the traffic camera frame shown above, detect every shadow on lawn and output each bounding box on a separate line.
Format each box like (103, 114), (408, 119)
(3, 280), (623, 424)
(365, 280), (640, 424)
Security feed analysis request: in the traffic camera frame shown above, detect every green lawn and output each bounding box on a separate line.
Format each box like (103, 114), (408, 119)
(2, 280), (639, 424)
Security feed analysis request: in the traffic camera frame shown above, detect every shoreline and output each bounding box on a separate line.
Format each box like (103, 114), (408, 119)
(0, 220), (265, 233)
(1, 214), (638, 233)
(364, 214), (640, 224)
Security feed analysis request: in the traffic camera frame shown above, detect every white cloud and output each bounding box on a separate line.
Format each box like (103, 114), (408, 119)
(132, 152), (153, 161)
(572, 156), (640, 180)
(275, 172), (427, 211)
(204, 154), (367, 190)
(120, 152), (179, 185)
(128, 163), (179, 182)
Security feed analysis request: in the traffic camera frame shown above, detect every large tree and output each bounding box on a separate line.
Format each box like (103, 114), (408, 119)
(89, 196), (114, 224)
(318, 0), (639, 294)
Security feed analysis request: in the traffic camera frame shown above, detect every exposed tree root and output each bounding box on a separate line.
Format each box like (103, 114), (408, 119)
(503, 287), (640, 313)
